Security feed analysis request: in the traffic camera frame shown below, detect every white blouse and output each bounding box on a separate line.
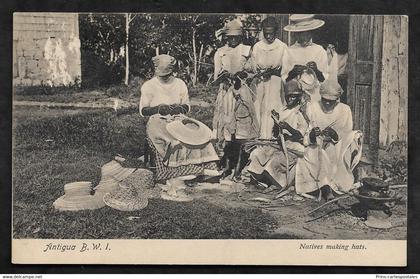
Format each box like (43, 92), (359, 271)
(139, 77), (189, 116)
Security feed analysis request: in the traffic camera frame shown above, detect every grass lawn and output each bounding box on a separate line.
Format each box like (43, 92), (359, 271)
(13, 105), (278, 239)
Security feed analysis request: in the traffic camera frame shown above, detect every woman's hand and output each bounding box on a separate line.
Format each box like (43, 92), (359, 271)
(158, 104), (171, 115)
(309, 127), (322, 143)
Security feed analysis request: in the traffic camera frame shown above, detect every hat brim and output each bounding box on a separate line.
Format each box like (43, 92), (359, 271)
(284, 19), (325, 32)
(103, 189), (148, 211)
(53, 195), (105, 211)
(166, 118), (212, 146)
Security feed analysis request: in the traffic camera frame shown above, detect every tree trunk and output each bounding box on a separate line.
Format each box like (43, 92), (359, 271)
(192, 28), (197, 87)
(124, 13), (129, 86)
(197, 43), (203, 77)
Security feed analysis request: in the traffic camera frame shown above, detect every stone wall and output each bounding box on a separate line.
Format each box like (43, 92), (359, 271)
(13, 13), (81, 87)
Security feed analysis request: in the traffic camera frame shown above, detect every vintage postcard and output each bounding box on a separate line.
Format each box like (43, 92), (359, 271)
(12, 13), (407, 265)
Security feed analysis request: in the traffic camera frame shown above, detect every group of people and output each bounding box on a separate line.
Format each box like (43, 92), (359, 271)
(139, 14), (363, 202)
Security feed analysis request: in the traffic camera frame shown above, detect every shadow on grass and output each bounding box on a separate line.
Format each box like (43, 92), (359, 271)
(13, 106), (279, 239)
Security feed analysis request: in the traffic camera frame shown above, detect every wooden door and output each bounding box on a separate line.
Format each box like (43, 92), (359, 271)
(347, 15), (383, 160)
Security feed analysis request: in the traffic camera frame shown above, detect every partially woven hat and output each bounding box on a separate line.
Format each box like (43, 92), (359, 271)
(101, 160), (136, 182)
(53, 181), (104, 211)
(103, 168), (154, 211)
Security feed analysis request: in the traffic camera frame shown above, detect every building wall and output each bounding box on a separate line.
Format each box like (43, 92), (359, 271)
(379, 15), (408, 147)
(13, 12), (81, 87)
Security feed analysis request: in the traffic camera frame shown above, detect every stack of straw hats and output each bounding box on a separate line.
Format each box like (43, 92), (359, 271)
(53, 182), (104, 211)
(103, 168), (154, 211)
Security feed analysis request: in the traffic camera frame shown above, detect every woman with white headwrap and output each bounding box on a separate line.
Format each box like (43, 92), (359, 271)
(295, 79), (363, 200)
(140, 54), (219, 196)
(212, 20), (259, 179)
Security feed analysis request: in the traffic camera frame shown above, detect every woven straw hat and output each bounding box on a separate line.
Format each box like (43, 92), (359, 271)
(166, 117), (213, 146)
(284, 14), (325, 32)
(103, 169), (154, 211)
(101, 160), (136, 182)
(53, 182), (104, 211)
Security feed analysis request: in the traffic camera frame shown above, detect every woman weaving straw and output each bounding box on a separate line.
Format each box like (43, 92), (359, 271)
(295, 79), (363, 201)
(140, 54), (220, 199)
(281, 14), (329, 103)
(212, 20), (259, 180)
(247, 80), (309, 190)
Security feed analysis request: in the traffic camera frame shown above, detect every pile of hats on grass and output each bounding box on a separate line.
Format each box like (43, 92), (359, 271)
(53, 159), (156, 212)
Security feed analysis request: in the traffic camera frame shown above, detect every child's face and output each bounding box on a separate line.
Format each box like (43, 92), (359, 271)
(320, 97), (339, 112)
(263, 27), (276, 44)
(286, 93), (302, 108)
(227, 36), (241, 48)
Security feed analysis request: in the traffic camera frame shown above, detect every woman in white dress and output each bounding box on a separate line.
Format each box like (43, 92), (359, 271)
(282, 14), (329, 103)
(250, 17), (288, 139)
(295, 79), (363, 200)
(212, 20), (259, 179)
(140, 54), (220, 191)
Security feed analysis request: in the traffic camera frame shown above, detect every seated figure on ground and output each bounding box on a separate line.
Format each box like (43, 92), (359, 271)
(139, 54), (220, 192)
(247, 79), (309, 189)
(295, 79), (363, 201)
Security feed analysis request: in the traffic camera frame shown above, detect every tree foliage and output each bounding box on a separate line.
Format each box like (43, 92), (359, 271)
(79, 13), (263, 88)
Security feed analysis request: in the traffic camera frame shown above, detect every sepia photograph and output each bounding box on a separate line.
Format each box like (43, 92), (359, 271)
(11, 12), (408, 265)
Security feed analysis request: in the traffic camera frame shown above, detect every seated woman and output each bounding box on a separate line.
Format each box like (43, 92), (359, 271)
(295, 79), (363, 201)
(139, 54), (220, 193)
(247, 80), (309, 189)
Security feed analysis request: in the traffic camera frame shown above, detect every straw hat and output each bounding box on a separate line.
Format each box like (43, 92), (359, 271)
(103, 169), (154, 211)
(53, 182), (104, 211)
(101, 160), (136, 182)
(166, 117), (213, 146)
(284, 14), (325, 32)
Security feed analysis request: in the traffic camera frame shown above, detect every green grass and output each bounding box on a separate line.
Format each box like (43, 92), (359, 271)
(13, 106), (278, 239)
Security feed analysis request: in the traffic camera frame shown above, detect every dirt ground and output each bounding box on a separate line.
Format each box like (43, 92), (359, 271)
(172, 181), (407, 240)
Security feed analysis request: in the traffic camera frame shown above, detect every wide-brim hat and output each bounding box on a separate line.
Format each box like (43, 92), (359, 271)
(101, 160), (136, 182)
(102, 168), (154, 211)
(103, 184), (149, 211)
(166, 117), (212, 146)
(284, 14), (325, 32)
(53, 181), (104, 211)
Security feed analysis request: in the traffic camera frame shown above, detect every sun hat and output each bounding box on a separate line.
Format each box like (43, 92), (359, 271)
(103, 168), (154, 211)
(152, 54), (176, 77)
(166, 117), (213, 146)
(364, 210), (393, 229)
(320, 79), (344, 100)
(225, 20), (243, 36)
(53, 181), (104, 211)
(284, 14), (325, 32)
(101, 160), (136, 182)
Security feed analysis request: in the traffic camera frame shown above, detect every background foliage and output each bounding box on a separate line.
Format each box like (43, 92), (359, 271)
(79, 13), (263, 88)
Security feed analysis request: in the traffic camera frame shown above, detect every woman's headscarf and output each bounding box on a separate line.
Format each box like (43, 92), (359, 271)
(152, 54), (176, 76)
